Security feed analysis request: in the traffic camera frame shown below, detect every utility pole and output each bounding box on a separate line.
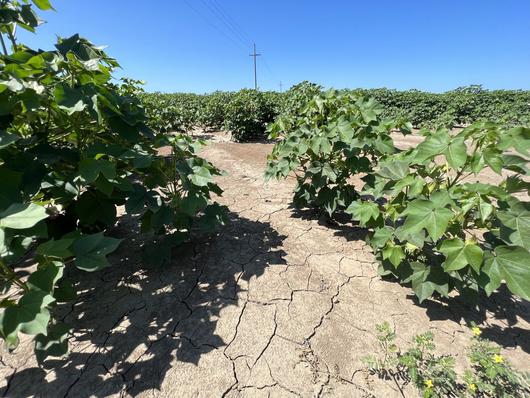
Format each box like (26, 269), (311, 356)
(249, 43), (261, 90)
(279, 81), (283, 92)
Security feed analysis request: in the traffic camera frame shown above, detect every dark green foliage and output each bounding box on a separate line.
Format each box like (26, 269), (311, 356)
(266, 87), (530, 303)
(0, 0), (225, 362)
(224, 89), (277, 142)
(265, 89), (412, 216)
(353, 123), (530, 303)
(353, 86), (530, 128)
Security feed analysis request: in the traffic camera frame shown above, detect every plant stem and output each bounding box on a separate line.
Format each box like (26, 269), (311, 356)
(0, 33), (8, 55)
(6, 25), (17, 52)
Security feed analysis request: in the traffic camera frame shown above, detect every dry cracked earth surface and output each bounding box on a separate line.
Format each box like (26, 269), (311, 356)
(1, 132), (530, 397)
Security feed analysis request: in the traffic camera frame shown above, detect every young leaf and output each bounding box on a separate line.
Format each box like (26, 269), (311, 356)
(382, 243), (405, 267)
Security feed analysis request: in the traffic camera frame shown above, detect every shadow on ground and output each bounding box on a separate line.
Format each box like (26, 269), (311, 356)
(1, 212), (286, 398)
(407, 286), (530, 354)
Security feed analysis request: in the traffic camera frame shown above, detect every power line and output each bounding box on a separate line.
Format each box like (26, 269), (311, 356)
(210, 0), (252, 44)
(199, 0), (249, 48)
(182, 0), (247, 51)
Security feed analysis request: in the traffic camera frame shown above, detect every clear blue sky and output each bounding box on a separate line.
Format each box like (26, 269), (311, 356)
(17, 0), (530, 93)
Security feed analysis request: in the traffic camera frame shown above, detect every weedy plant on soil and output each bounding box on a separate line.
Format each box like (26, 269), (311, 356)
(0, 0), (225, 362)
(266, 90), (530, 303)
(364, 322), (530, 397)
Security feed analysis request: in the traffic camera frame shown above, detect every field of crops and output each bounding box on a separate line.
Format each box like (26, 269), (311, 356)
(139, 82), (530, 142)
(1, 1), (529, 397)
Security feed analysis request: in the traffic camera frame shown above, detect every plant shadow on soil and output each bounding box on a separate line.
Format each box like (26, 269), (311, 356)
(1, 212), (287, 398)
(408, 287), (530, 355)
(289, 204), (530, 356)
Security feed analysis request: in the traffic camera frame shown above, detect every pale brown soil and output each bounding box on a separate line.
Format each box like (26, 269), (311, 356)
(1, 132), (529, 398)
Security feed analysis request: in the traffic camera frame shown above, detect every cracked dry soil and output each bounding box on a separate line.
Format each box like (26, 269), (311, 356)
(1, 135), (529, 398)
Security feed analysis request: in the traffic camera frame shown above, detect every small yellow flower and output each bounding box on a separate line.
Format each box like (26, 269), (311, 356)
(424, 379), (434, 389)
(493, 354), (504, 363)
(471, 326), (482, 337)
(468, 383), (477, 392)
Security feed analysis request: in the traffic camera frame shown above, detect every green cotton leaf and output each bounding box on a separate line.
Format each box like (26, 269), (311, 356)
(32, 0), (55, 10)
(36, 239), (74, 259)
(310, 136), (332, 155)
(72, 233), (122, 272)
(382, 243), (405, 267)
(439, 238), (483, 273)
(409, 262), (435, 303)
(502, 154), (530, 175)
(0, 203), (48, 230)
(35, 323), (71, 364)
(53, 84), (86, 115)
(0, 77), (24, 92)
(498, 127), (530, 156)
(1, 291), (55, 337)
(409, 262), (449, 302)
(53, 279), (77, 302)
(483, 148), (504, 175)
(445, 136), (467, 169)
(477, 200), (494, 223)
(0, 131), (19, 149)
(377, 160), (410, 180)
(497, 201), (530, 250)
(414, 129), (451, 162)
(179, 190), (207, 216)
(196, 203), (227, 232)
(371, 227), (393, 248)
(78, 158), (116, 183)
(346, 201), (380, 226)
(401, 192), (453, 241)
(321, 163), (337, 182)
(483, 246), (530, 300)
(336, 117), (353, 141)
(189, 166), (213, 187)
(27, 261), (64, 293)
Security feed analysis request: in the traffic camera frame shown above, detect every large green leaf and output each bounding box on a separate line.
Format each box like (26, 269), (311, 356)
(445, 136), (467, 169)
(189, 166), (213, 187)
(27, 261), (64, 293)
(377, 160), (410, 180)
(36, 239), (74, 259)
(71, 233), (122, 272)
(483, 246), (530, 300)
(439, 238), (483, 273)
(78, 159), (116, 183)
(401, 192), (453, 241)
(0, 291), (55, 337)
(497, 200), (530, 250)
(415, 129), (450, 162)
(53, 84), (86, 115)
(346, 201), (380, 226)
(0, 131), (19, 149)
(32, 0), (55, 10)
(415, 130), (467, 168)
(0, 203), (48, 230)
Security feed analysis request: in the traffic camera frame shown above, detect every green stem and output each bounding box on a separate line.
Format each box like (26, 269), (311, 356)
(0, 260), (28, 292)
(6, 25), (17, 52)
(0, 33), (8, 55)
